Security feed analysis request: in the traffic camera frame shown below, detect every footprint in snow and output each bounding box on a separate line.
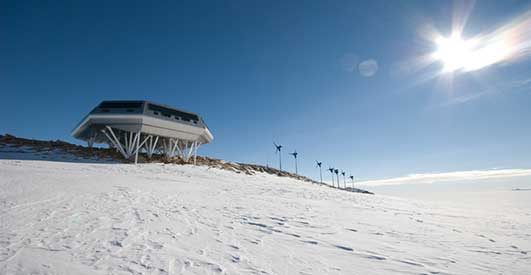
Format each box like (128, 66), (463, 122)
(270, 217), (287, 222)
(396, 259), (423, 267)
(109, 240), (122, 247)
(247, 238), (262, 245)
(477, 234), (496, 243)
(284, 232), (301, 238)
(231, 255), (241, 263)
(148, 240), (163, 249)
(366, 255), (387, 260)
(334, 245), (354, 252)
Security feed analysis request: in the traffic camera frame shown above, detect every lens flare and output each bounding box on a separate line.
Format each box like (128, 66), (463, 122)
(430, 11), (531, 74)
(432, 33), (477, 72)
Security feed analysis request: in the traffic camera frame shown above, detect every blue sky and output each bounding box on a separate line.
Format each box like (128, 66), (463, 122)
(2, 0), (531, 185)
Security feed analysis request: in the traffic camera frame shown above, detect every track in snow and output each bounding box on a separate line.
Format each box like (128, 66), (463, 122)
(1, 159), (530, 274)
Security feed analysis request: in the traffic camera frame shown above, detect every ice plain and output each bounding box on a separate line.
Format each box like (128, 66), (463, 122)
(1, 158), (530, 275)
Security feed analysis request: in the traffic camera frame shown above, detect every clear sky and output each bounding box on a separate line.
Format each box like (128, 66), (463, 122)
(2, 0), (531, 186)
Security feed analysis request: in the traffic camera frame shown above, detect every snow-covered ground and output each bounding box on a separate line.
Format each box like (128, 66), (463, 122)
(1, 159), (530, 275)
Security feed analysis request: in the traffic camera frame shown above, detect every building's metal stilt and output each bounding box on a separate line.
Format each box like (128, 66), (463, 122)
(101, 127), (149, 162)
(127, 132), (140, 157)
(193, 141), (199, 164)
(87, 136), (96, 148)
(102, 126), (128, 159)
(145, 135), (159, 158)
(185, 141), (193, 161)
(171, 139), (179, 158)
(175, 141), (183, 157)
(134, 132), (140, 164)
(101, 126), (203, 165)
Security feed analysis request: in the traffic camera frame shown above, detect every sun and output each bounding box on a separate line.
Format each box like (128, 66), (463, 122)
(431, 31), (513, 74)
(432, 33), (477, 72)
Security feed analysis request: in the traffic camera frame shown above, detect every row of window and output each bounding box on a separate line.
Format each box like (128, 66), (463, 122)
(99, 101), (143, 109)
(95, 101), (201, 125)
(147, 104), (199, 123)
(100, 108), (137, 113)
(151, 111), (199, 124)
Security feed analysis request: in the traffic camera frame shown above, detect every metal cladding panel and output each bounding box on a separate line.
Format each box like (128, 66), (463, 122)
(93, 118), (143, 133)
(140, 125), (199, 141)
(72, 113), (213, 144)
(202, 128), (214, 143)
(140, 116), (210, 142)
(72, 115), (143, 139)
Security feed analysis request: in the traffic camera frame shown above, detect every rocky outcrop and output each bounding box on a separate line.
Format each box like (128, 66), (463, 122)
(0, 134), (373, 194)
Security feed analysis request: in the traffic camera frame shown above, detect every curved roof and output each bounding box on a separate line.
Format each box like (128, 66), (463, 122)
(72, 100), (213, 144)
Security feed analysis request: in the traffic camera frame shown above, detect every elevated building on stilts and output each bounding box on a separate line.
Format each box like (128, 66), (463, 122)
(71, 100), (213, 163)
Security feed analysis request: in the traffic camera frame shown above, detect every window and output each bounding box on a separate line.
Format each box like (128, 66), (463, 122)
(147, 104), (199, 122)
(99, 101), (143, 109)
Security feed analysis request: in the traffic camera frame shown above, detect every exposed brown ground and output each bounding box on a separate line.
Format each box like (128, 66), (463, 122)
(0, 133), (372, 194)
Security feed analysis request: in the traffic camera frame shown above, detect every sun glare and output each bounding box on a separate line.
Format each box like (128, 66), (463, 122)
(432, 33), (476, 72)
(431, 27), (519, 74)
(425, 9), (531, 75)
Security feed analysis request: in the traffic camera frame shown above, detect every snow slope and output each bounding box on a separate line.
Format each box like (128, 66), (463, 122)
(1, 159), (530, 275)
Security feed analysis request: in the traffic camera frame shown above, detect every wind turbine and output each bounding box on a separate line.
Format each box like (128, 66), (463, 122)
(316, 161), (323, 184)
(274, 142), (282, 171)
(341, 171), (346, 189)
(289, 150), (298, 174)
(334, 169), (340, 189)
(328, 167), (335, 187)
(349, 175), (354, 189)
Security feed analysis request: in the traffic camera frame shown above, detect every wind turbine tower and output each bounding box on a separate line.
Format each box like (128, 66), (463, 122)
(274, 142), (283, 171)
(289, 150), (299, 174)
(316, 161), (323, 184)
(328, 167), (335, 187)
(334, 169), (340, 189)
(341, 171), (346, 189)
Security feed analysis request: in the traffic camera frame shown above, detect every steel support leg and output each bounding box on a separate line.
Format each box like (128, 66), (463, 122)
(134, 132), (140, 164)
(102, 126), (128, 159)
